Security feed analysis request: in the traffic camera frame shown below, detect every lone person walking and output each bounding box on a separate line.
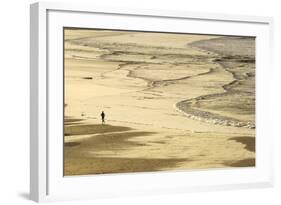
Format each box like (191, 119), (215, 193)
(101, 111), (105, 124)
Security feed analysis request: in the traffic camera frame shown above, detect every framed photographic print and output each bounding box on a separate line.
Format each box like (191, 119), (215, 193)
(30, 2), (274, 202)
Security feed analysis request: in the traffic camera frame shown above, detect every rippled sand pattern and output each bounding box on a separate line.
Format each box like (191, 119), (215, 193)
(64, 28), (255, 176)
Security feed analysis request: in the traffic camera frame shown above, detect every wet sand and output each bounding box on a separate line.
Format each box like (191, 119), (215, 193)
(64, 29), (255, 176)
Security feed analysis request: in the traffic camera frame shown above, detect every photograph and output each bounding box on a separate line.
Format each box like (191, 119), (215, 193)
(63, 28), (256, 176)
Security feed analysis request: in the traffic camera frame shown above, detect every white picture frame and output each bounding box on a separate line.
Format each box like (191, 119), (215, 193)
(30, 1), (274, 202)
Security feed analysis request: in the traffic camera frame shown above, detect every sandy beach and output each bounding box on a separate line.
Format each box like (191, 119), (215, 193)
(64, 28), (255, 176)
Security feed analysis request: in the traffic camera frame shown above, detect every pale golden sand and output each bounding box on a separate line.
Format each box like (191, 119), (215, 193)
(64, 29), (255, 176)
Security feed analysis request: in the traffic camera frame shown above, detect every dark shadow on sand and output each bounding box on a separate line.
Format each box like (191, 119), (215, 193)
(64, 142), (81, 147)
(224, 158), (255, 167)
(64, 123), (132, 136)
(229, 137), (255, 152)
(64, 123), (191, 175)
(64, 118), (84, 125)
(78, 131), (154, 150)
(64, 131), (156, 154)
(64, 157), (189, 176)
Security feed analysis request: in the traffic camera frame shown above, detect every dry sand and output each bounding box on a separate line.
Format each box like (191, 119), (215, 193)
(64, 28), (255, 176)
